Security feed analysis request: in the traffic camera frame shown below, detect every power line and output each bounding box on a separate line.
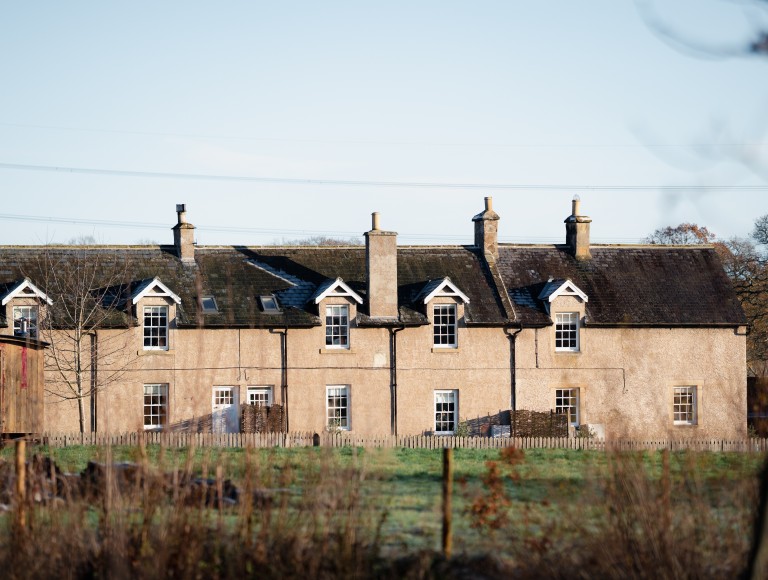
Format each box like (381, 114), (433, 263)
(0, 212), (644, 244)
(1, 161), (767, 191)
(2, 121), (767, 149)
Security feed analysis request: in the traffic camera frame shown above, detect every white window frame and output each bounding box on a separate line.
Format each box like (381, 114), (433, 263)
(325, 304), (350, 349)
(433, 304), (457, 348)
(673, 386), (697, 425)
(326, 385), (350, 430)
(213, 386), (235, 406)
(143, 384), (168, 430)
(143, 305), (169, 350)
(555, 388), (580, 426)
(13, 305), (39, 339)
(555, 312), (579, 352)
(247, 386), (273, 407)
(434, 390), (458, 435)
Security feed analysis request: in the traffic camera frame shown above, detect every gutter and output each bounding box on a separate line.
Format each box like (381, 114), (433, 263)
(583, 322), (747, 329)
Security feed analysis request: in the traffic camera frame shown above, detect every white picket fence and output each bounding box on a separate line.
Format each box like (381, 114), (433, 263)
(36, 431), (768, 452)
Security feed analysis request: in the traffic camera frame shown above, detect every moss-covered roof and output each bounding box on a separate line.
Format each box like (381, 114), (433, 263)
(497, 244), (747, 327)
(0, 242), (746, 330)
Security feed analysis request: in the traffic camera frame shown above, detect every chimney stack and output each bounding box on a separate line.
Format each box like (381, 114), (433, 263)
(472, 196), (500, 261)
(565, 195), (591, 260)
(172, 203), (196, 263)
(365, 212), (398, 318)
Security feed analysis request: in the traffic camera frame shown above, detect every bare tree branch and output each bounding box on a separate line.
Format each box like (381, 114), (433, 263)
(24, 249), (137, 433)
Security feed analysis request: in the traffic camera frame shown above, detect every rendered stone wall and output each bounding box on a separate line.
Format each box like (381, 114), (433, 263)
(40, 299), (746, 438)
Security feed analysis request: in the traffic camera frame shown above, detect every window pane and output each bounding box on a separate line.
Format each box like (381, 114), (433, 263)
(144, 384), (168, 429)
(674, 386), (696, 424)
(434, 390), (457, 434)
(13, 305), (39, 339)
(555, 312), (579, 351)
(555, 388), (579, 426)
(248, 387), (273, 406)
(327, 386), (350, 429)
(433, 304), (457, 348)
(143, 306), (169, 350)
(325, 305), (349, 348)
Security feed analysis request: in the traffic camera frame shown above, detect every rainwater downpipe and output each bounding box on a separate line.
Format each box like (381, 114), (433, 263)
(505, 324), (523, 415)
(269, 327), (289, 432)
(90, 332), (98, 433)
(389, 326), (405, 436)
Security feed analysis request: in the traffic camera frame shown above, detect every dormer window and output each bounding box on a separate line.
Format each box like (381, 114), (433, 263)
(555, 312), (579, 352)
(130, 277), (180, 352)
(325, 305), (349, 349)
(312, 278), (361, 351)
(143, 306), (168, 350)
(419, 277), (469, 350)
(13, 305), (38, 339)
(1, 279), (52, 340)
(433, 304), (457, 348)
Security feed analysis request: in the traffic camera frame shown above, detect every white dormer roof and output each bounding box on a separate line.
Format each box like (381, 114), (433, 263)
(420, 277), (470, 304)
(131, 277), (182, 305)
(538, 278), (588, 303)
(312, 277), (364, 305)
(1, 278), (53, 306)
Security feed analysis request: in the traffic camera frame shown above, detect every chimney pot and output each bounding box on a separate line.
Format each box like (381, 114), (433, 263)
(571, 194), (581, 218)
(372, 212), (381, 231)
(485, 196), (492, 211)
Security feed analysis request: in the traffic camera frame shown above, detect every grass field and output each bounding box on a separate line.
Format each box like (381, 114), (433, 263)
(0, 444), (764, 578)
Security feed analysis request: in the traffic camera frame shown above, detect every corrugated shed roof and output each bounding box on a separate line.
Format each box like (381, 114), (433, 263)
(498, 245), (746, 326)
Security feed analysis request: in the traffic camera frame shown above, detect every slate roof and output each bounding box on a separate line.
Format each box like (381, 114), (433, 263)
(497, 245), (747, 327)
(0, 243), (745, 330)
(0, 244), (508, 329)
(244, 245), (507, 326)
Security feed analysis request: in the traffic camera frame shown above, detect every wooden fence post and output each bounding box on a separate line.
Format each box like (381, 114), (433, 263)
(442, 447), (453, 559)
(15, 439), (26, 530)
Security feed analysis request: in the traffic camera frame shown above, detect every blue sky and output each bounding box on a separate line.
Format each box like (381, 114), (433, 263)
(0, 1), (766, 246)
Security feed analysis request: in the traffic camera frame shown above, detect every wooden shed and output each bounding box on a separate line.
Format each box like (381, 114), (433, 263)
(0, 335), (46, 436)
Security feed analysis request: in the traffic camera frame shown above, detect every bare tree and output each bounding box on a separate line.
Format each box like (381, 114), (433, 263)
(644, 223), (718, 245)
(276, 235), (363, 246)
(26, 249), (136, 433)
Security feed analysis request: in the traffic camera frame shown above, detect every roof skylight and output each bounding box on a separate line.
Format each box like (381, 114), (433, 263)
(259, 295), (281, 314)
(201, 296), (218, 314)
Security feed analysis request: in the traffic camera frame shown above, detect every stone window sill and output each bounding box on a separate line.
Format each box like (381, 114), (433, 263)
(432, 347), (460, 354)
(319, 348), (356, 355)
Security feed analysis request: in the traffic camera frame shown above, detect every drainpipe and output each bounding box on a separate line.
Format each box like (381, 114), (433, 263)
(90, 332), (98, 432)
(389, 326), (405, 436)
(270, 327), (289, 432)
(0, 347), (5, 435)
(505, 324), (523, 424)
